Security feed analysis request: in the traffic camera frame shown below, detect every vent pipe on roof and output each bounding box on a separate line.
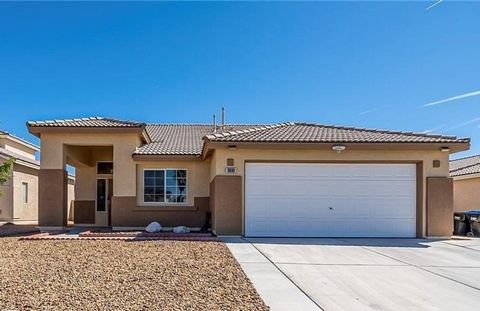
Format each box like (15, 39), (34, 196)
(221, 107), (225, 128)
(212, 114), (217, 133)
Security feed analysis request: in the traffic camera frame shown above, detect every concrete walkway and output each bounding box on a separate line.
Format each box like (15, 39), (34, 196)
(225, 237), (480, 311)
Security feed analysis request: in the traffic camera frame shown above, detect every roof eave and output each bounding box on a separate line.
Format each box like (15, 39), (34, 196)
(451, 172), (480, 180)
(0, 132), (39, 151)
(132, 154), (203, 161)
(27, 125), (146, 137)
(0, 153), (39, 170)
(202, 140), (470, 152)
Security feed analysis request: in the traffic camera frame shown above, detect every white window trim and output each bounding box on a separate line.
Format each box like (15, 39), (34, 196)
(142, 168), (188, 205)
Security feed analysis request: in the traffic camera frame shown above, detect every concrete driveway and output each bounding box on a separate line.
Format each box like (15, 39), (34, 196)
(225, 238), (480, 311)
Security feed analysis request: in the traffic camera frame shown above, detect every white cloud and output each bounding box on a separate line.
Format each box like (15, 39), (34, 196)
(359, 106), (384, 116)
(445, 117), (480, 130)
(425, 0), (443, 11)
(424, 90), (480, 107)
(422, 125), (446, 134)
(422, 117), (480, 134)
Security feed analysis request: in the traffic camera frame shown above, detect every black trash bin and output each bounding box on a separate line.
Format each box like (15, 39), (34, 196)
(465, 211), (480, 237)
(453, 212), (470, 236)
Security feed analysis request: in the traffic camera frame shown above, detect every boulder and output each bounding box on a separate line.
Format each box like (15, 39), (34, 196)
(173, 226), (190, 234)
(145, 222), (162, 233)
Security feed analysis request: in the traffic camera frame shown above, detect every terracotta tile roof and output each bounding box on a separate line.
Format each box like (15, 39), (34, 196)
(135, 124), (261, 156)
(205, 123), (469, 144)
(27, 117), (144, 128)
(26, 117), (470, 156)
(450, 155), (480, 177)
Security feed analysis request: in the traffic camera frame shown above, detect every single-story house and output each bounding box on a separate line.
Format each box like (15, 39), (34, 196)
(450, 155), (480, 213)
(27, 117), (470, 237)
(0, 130), (74, 223)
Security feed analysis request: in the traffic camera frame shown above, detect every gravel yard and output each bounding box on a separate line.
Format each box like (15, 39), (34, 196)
(0, 238), (268, 311)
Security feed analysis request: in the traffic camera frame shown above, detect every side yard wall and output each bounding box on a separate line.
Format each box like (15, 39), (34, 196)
(453, 177), (480, 212)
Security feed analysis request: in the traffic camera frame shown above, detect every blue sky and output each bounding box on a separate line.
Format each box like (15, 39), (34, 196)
(1, 1), (479, 158)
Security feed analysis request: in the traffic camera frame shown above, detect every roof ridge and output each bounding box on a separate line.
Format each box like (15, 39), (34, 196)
(146, 123), (266, 126)
(27, 116), (103, 125)
(102, 117), (145, 126)
(294, 122), (469, 141)
(27, 116), (145, 127)
(203, 122), (294, 140)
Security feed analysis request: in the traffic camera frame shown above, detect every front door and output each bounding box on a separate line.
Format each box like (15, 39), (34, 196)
(96, 178), (112, 227)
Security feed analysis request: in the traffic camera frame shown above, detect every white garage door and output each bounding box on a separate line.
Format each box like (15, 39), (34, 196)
(245, 163), (417, 238)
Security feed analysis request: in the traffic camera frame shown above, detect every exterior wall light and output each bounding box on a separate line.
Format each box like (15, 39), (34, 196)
(332, 145), (346, 153)
(228, 145), (237, 150)
(440, 147), (450, 152)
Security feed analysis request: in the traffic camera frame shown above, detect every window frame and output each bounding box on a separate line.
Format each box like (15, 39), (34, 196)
(21, 182), (28, 204)
(142, 168), (188, 205)
(97, 161), (113, 175)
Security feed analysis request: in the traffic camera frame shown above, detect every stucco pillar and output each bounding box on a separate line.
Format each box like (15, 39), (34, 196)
(38, 137), (67, 228)
(427, 177), (453, 237)
(38, 169), (68, 227)
(111, 140), (138, 227)
(210, 175), (242, 235)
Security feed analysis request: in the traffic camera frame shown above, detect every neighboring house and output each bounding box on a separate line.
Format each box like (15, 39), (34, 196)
(27, 117), (469, 237)
(450, 155), (480, 212)
(0, 130), (75, 224)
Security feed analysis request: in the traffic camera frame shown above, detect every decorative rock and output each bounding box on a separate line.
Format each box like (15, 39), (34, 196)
(0, 237), (269, 310)
(145, 222), (162, 233)
(173, 226), (190, 234)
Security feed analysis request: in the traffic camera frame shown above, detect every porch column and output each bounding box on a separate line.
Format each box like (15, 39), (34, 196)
(38, 137), (67, 228)
(426, 177), (453, 237)
(210, 175), (242, 235)
(38, 169), (68, 227)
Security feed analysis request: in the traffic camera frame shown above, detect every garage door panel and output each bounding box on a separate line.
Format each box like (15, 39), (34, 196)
(246, 218), (416, 238)
(245, 163), (417, 238)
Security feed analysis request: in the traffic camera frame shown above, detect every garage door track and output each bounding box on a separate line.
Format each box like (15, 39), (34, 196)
(225, 237), (480, 311)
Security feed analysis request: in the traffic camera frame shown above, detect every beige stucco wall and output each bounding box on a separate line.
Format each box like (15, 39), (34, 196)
(12, 165), (38, 221)
(136, 160), (210, 206)
(72, 147), (112, 226)
(0, 163), (13, 221)
(40, 132), (140, 197)
(74, 148), (113, 201)
(75, 166), (97, 201)
(453, 177), (480, 212)
(210, 147), (450, 236)
(35, 130), (455, 235)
